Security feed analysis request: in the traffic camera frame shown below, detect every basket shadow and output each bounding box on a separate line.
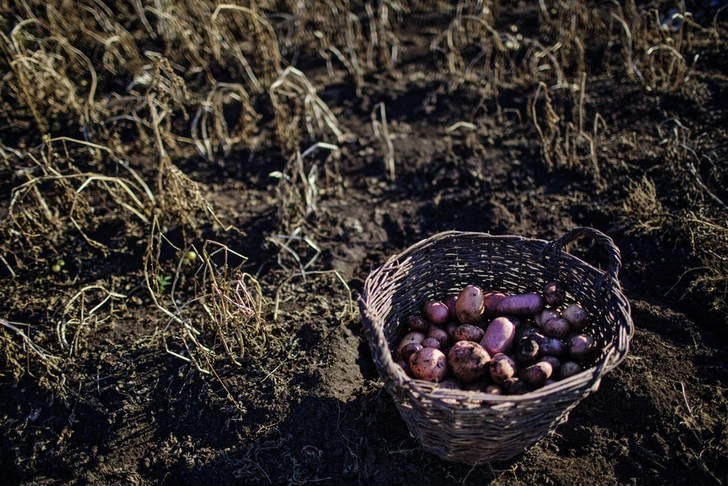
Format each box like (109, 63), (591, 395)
(187, 390), (527, 485)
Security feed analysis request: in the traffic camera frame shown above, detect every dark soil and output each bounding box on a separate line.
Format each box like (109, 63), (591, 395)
(1, 1), (728, 485)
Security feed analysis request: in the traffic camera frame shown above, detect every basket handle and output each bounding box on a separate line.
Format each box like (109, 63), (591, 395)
(546, 227), (622, 283)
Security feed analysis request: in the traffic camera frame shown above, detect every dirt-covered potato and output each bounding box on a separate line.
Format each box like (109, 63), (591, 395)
(396, 331), (426, 359)
(408, 347), (448, 382)
(521, 361), (553, 388)
(539, 355), (561, 373)
(454, 323), (485, 343)
(542, 317), (571, 339)
(535, 308), (560, 328)
(489, 353), (518, 384)
(427, 326), (450, 347)
(562, 303), (588, 332)
(538, 336), (567, 357)
(503, 377), (530, 395)
(404, 314), (429, 333)
(447, 340), (491, 384)
(569, 333), (598, 363)
(543, 281), (566, 307)
(445, 322), (459, 340)
(514, 335), (540, 366)
(421, 337), (441, 349)
(515, 324), (542, 342)
(455, 285), (485, 324)
(400, 342), (423, 361)
(559, 361), (584, 380)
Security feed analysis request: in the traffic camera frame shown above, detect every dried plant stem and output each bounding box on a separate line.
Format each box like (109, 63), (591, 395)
(371, 102), (396, 181)
(611, 11), (643, 82)
(1, 318), (62, 372)
(58, 285), (127, 356)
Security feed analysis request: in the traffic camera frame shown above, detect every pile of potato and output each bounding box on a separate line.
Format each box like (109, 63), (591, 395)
(392, 282), (600, 395)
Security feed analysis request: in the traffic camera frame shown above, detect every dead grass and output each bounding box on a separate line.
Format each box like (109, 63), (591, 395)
(269, 143), (341, 275)
(274, 0), (404, 91)
(191, 82), (260, 160)
(537, 0), (609, 77)
(57, 285), (127, 357)
(607, 1), (714, 94)
(430, 0), (505, 90)
(680, 212), (728, 316)
(658, 119), (727, 210)
(1, 318), (65, 390)
(529, 74), (606, 186)
(0, 17), (96, 133)
(157, 241), (270, 375)
(3, 139), (154, 264)
(622, 175), (666, 234)
(208, 4), (282, 92)
(270, 67), (346, 153)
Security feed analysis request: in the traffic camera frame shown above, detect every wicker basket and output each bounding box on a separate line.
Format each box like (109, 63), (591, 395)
(359, 227), (634, 464)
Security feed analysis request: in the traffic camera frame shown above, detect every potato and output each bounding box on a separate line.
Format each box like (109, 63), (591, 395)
(456, 285), (485, 324)
(483, 291), (507, 316)
(562, 303), (588, 332)
(408, 347), (448, 382)
(539, 337), (567, 358)
(427, 326), (450, 347)
(503, 377), (530, 395)
(438, 378), (462, 390)
(559, 361), (583, 379)
(569, 333), (598, 363)
(480, 316), (516, 356)
(514, 335), (540, 366)
(539, 355), (561, 372)
(534, 308), (560, 328)
(506, 315), (524, 328)
(514, 325), (542, 342)
(396, 332), (426, 359)
(484, 384), (504, 395)
(489, 353), (518, 384)
(443, 293), (459, 318)
(395, 360), (411, 376)
(494, 292), (545, 316)
(542, 317), (571, 339)
(404, 314), (429, 333)
(522, 361), (553, 388)
(400, 342), (423, 361)
(543, 281), (566, 307)
(423, 300), (450, 325)
(454, 324), (485, 343)
(447, 341), (491, 383)
(445, 322), (459, 340)
(421, 337), (441, 350)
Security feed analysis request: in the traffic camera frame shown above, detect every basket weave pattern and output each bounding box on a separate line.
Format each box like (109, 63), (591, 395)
(359, 228), (634, 464)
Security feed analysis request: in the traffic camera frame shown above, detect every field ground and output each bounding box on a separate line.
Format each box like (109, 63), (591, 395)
(1, 1), (728, 484)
